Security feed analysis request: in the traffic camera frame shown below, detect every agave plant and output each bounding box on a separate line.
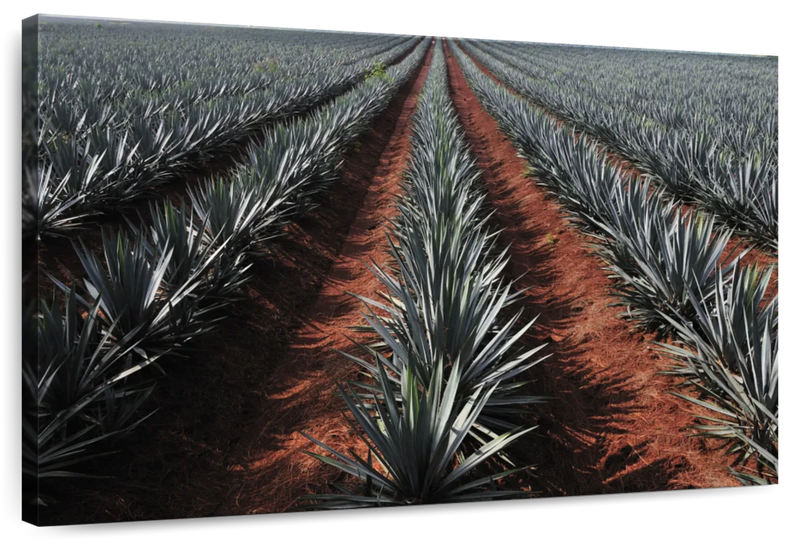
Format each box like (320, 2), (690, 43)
(609, 211), (734, 336)
(44, 133), (103, 194)
(692, 263), (776, 372)
(23, 302), (41, 494)
(593, 178), (678, 278)
(53, 228), (212, 358)
(38, 289), (135, 414)
(299, 358), (534, 508)
(134, 200), (225, 290)
(188, 172), (290, 300)
(668, 131), (718, 200)
(85, 125), (161, 204)
(22, 165), (39, 239)
(35, 163), (97, 238)
(32, 365), (155, 486)
(348, 241), (547, 425)
(701, 151), (778, 251)
(24, 290), (158, 506)
(659, 263), (778, 483)
(541, 134), (622, 228)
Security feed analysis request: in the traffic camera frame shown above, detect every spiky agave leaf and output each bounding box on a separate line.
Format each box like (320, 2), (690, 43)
(52, 228), (212, 358)
(298, 357), (534, 508)
(658, 263), (777, 481)
(610, 211), (734, 336)
(24, 290), (159, 506)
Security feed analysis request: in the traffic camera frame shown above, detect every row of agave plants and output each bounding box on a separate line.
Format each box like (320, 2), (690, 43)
(22, 38), (431, 508)
(38, 23), (408, 104)
(460, 40), (778, 251)
(481, 40), (776, 160)
(26, 36), (422, 238)
(451, 41), (778, 485)
(38, 33), (416, 143)
(298, 40), (547, 508)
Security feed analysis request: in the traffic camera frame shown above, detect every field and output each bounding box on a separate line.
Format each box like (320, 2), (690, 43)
(22, 16), (778, 525)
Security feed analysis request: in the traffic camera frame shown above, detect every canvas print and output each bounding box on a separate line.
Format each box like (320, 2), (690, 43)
(21, 14), (778, 526)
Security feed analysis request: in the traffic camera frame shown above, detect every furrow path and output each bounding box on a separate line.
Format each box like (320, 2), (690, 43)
(444, 39), (739, 497)
(214, 42), (433, 517)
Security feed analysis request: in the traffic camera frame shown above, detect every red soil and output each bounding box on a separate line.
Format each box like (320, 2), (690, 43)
(212, 43), (434, 517)
(45, 41), (433, 525)
(444, 39), (739, 496)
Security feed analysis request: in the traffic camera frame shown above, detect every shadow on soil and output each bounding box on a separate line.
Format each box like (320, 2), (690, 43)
(443, 39), (684, 499)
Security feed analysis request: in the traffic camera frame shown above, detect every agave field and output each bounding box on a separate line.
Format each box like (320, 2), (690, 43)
(22, 16), (778, 525)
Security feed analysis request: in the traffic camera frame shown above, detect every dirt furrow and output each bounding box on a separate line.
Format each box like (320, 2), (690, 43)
(46, 42), (433, 525)
(444, 39), (739, 497)
(212, 43), (434, 517)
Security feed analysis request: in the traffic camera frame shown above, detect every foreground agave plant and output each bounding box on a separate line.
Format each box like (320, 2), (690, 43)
(135, 200), (226, 291)
(298, 358), (534, 508)
(347, 243), (547, 429)
(38, 290), (136, 417)
(25, 291), (157, 506)
(659, 263), (778, 483)
(592, 178), (677, 277)
(188, 177), (283, 299)
(49, 228), (214, 359)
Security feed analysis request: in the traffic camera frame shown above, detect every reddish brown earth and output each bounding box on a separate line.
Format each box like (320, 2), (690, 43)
(444, 39), (739, 496)
(212, 42), (433, 517)
(457, 41), (777, 268)
(45, 42), (433, 525)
